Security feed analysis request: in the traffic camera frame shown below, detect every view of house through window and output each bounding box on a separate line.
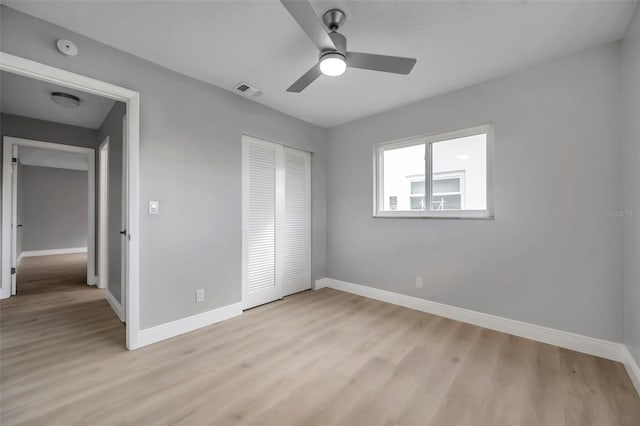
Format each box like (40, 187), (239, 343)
(409, 178), (426, 210)
(382, 143), (425, 211)
(432, 134), (486, 210)
(432, 172), (464, 210)
(377, 126), (490, 217)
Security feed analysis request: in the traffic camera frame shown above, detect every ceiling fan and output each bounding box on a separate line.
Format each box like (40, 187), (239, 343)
(281, 0), (417, 93)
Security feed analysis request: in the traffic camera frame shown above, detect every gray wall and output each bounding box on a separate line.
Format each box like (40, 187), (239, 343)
(622, 5), (640, 366)
(19, 165), (88, 251)
(0, 6), (328, 329)
(0, 112), (98, 150)
(327, 43), (624, 342)
(98, 102), (126, 303)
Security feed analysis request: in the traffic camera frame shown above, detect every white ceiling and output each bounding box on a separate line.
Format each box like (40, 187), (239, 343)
(5, 1), (637, 127)
(1, 70), (114, 129)
(19, 146), (89, 171)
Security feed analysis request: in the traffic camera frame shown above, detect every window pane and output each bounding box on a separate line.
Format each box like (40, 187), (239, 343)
(432, 194), (461, 210)
(382, 143), (425, 211)
(431, 134), (487, 210)
(433, 178), (459, 194)
(410, 180), (425, 195)
(410, 196), (425, 210)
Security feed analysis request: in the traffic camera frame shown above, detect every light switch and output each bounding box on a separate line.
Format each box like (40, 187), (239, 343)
(149, 200), (159, 215)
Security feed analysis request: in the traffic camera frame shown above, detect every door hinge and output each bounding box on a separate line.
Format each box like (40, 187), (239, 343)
(12, 157), (17, 163)
(11, 267), (16, 275)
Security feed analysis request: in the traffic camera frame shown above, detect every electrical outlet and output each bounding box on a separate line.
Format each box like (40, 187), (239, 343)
(196, 288), (205, 303)
(415, 277), (423, 289)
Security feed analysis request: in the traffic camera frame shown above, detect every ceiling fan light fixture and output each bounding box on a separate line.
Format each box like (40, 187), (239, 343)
(51, 92), (81, 108)
(319, 52), (346, 76)
(281, 1), (416, 92)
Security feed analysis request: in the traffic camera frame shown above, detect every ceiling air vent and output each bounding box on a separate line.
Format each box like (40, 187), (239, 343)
(233, 81), (263, 99)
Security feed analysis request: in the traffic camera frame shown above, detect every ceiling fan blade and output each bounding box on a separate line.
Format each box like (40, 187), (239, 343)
(281, 0), (336, 52)
(347, 52), (417, 75)
(287, 63), (322, 93)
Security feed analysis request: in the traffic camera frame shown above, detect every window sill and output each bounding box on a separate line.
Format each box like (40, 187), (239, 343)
(373, 211), (494, 220)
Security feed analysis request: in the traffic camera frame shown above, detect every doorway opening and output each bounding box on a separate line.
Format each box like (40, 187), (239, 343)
(0, 52), (140, 349)
(3, 137), (96, 292)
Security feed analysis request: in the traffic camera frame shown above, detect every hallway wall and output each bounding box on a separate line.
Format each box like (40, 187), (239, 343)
(20, 165), (89, 252)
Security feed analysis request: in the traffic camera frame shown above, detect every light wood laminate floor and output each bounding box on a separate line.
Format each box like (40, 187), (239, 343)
(1, 254), (639, 425)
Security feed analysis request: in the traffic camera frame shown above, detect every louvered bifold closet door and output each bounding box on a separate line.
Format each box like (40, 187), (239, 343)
(242, 136), (284, 309)
(282, 147), (311, 296)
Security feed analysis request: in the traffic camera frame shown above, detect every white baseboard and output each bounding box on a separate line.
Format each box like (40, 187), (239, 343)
(137, 302), (243, 348)
(20, 247), (87, 258)
(315, 278), (625, 362)
(315, 278), (331, 290)
(623, 347), (640, 397)
(0, 287), (10, 299)
(106, 290), (125, 323)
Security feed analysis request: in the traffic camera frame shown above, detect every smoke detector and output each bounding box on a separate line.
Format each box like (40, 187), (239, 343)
(51, 92), (81, 108)
(233, 82), (263, 99)
(56, 39), (78, 56)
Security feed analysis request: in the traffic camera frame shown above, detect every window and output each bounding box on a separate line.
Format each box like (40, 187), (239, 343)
(374, 124), (493, 218)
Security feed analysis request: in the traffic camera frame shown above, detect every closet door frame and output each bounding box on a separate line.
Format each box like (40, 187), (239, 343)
(242, 135), (311, 309)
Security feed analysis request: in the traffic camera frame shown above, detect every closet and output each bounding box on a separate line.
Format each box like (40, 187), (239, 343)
(242, 135), (311, 309)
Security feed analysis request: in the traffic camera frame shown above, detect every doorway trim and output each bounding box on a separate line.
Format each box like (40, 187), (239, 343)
(0, 51), (141, 350)
(2, 137), (96, 292)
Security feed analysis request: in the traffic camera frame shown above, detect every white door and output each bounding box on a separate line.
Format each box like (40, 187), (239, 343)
(10, 145), (18, 296)
(121, 115), (128, 321)
(98, 138), (109, 290)
(282, 147), (311, 296)
(242, 136), (311, 309)
(243, 136), (283, 309)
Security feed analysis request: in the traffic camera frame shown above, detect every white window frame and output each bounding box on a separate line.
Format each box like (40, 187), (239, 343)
(373, 124), (494, 219)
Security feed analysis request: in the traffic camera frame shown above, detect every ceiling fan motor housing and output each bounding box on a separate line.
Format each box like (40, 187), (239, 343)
(320, 8), (347, 62)
(323, 9), (346, 31)
(321, 31), (347, 62)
